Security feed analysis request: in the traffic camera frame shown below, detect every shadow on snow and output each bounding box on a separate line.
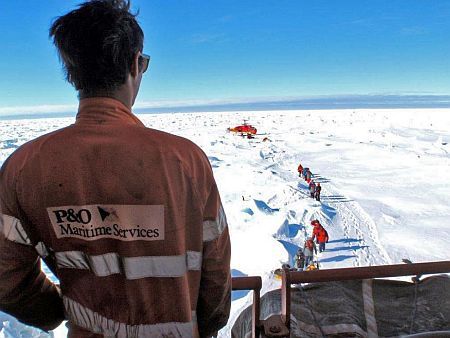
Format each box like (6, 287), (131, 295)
(321, 195), (353, 203)
(328, 238), (362, 244)
(311, 174), (331, 183)
(275, 219), (304, 238)
(277, 239), (300, 267)
(254, 199), (280, 214)
(325, 245), (368, 252)
(241, 207), (254, 216)
(319, 255), (356, 263)
(321, 204), (337, 220)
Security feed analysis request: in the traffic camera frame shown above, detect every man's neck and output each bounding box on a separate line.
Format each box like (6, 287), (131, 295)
(79, 89), (133, 110)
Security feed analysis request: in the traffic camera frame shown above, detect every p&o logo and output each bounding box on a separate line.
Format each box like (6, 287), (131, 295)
(47, 204), (164, 242)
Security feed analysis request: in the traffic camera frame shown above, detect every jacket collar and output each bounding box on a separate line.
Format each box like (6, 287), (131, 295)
(76, 97), (145, 127)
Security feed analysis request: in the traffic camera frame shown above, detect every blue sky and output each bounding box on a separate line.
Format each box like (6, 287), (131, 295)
(1, 1), (450, 115)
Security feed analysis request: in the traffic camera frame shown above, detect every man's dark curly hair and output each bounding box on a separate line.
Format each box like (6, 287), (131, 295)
(50, 0), (144, 96)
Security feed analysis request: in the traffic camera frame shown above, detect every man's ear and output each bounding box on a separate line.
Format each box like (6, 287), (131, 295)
(131, 52), (140, 77)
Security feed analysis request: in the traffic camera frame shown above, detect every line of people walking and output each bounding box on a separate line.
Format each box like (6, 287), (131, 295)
(297, 163), (321, 201)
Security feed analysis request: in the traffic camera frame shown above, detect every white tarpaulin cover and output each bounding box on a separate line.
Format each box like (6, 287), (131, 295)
(232, 275), (450, 338)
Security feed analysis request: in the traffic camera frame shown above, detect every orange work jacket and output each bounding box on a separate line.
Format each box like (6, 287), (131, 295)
(0, 98), (231, 337)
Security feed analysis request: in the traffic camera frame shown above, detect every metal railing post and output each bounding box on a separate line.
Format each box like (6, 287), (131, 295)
(232, 276), (262, 337)
(252, 283), (261, 338)
(281, 269), (291, 333)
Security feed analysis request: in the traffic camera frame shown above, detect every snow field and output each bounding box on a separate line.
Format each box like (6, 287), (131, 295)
(0, 108), (449, 337)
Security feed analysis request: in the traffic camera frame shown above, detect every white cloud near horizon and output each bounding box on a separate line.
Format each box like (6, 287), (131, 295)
(0, 104), (78, 117)
(0, 97), (295, 116)
(0, 98), (263, 117)
(1, 93), (450, 117)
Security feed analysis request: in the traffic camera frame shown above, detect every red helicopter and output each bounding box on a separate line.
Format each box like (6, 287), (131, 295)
(228, 120), (258, 138)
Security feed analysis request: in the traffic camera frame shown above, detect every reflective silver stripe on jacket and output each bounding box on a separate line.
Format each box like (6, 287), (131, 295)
(64, 296), (196, 338)
(0, 214), (31, 245)
(55, 251), (202, 279)
(35, 241), (50, 258)
(203, 205), (227, 242)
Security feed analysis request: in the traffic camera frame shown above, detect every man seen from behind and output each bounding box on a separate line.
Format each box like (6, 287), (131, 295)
(0, 1), (231, 337)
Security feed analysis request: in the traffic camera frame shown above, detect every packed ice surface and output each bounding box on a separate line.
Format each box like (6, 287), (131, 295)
(0, 108), (449, 337)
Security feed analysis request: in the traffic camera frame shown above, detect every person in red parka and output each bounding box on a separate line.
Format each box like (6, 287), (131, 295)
(311, 220), (321, 240)
(297, 163), (303, 177)
(316, 226), (329, 252)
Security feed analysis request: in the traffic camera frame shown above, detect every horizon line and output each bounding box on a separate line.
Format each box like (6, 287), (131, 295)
(1, 93), (450, 119)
